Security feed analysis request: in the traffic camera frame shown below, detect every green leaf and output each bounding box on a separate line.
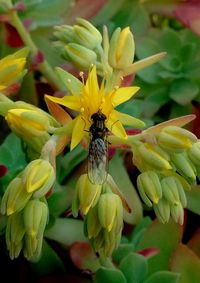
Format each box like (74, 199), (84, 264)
(119, 252), (148, 283)
(136, 219), (183, 275)
(55, 67), (83, 96)
(159, 28), (181, 55)
(185, 185), (200, 216)
(170, 244), (200, 283)
(169, 79), (199, 105)
(143, 271), (180, 283)
(130, 216), (152, 247)
(112, 244), (135, 265)
(19, 0), (73, 29)
(45, 218), (86, 245)
(0, 133), (26, 190)
(95, 267), (127, 283)
(109, 153), (143, 225)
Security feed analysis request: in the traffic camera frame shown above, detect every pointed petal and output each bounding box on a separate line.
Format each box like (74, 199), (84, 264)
(71, 116), (85, 150)
(45, 95), (81, 112)
(106, 111), (127, 139)
(114, 110), (145, 128)
(85, 66), (99, 97)
(112, 86), (140, 107)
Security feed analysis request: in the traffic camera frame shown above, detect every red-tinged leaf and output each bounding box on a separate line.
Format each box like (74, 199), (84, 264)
(173, 2), (200, 36)
(187, 228), (200, 258)
(138, 247), (160, 259)
(136, 219), (184, 275)
(191, 104), (200, 138)
(69, 242), (100, 272)
(121, 74), (135, 87)
(45, 95), (72, 125)
(65, 0), (107, 24)
(3, 82), (21, 96)
(0, 164), (8, 177)
(14, 2), (26, 11)
(4, 23), (24, 48)
(170, 244), (200, 283)
(144, 114), (196, 135)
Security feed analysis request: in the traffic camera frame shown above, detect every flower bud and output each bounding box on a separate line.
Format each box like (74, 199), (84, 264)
(97, 193), (123, 232)
(170, 202), (184, 225)
(170, 152), (196, 182)
(138, 143), (171, 171)
(188, 141), (200, 166)
(1, 177), (32, 216)
(54, 25), (75, 44)
(23, 234), (43, 261)
(161, 176), (182, 206)
(5, 108), (51, 138)
(153, 198), (170, 224)
(137, 171), (162, 207)
(77, 174), (102, 215)
(86, 205), (101, 239)
(158, 126), (197, 152)
(23, 200), (48, 240)
(108, 27), (135, 69)
(73, 18), (102, 49)
(22, 159), (55, 198)
(0, 47), (28, 92)
(6, 212), (25, 259)
(63, 43), (97, 70)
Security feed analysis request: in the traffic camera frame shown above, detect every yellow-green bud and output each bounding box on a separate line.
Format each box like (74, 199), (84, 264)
(1, 177), (32, 216)
(6, 212), (25, 260)
(188, 141), (200, 166)
(73, 18), (102, 49)
(86, 206), (102, 239)
(170, 152), (196, 182)
(170, 202), (184, 225)
(54, 25), (75, 44)
(97, 193), (123, 232)
(77, 174), (102, 215)
(108, 27), (135, 69)
(138, 143), (171, 171)
(23, 200), (48, 240)
(161, 176), (182, 206)
(5, 108), (51, 138)
(137, 171), (162, 207)
(153, 198), (170, 224)
(64, 43), (97, 70)
(23, 233), (43, 261)
(22, 159), (55, 198)
(158, 126), (197, 152)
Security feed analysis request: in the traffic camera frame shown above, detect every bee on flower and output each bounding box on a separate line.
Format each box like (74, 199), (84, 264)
(45, 66), (145, 184)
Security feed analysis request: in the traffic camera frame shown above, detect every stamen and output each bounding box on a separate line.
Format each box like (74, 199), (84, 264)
(114, 85), (119, 90)
(79, 72), (84, 84)
(80, 107), (85, 113)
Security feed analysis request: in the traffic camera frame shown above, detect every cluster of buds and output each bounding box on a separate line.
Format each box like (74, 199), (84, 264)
(72, 174), (124, 256)
(53, 18), (164, 81)
(54, 18), (102, 71)
(132, 125), (200, 224)
(0, 94), (60, 158)
(1, 158), (55, 260)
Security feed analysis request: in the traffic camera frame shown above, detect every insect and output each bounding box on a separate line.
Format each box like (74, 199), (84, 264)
(88, 110), (109, 185)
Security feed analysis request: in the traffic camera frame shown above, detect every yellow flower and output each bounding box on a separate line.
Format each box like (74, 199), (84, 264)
(45, 66), (144, 149)
(0, 47), (28, 92)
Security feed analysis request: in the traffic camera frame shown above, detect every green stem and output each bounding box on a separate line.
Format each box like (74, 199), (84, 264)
(10, 11), (64, 91)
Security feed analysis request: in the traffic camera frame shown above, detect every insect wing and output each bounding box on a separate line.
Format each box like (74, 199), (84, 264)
(88, 138), (108, 185)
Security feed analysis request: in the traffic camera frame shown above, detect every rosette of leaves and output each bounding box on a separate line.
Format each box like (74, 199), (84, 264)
(133, 27), (200, 123)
